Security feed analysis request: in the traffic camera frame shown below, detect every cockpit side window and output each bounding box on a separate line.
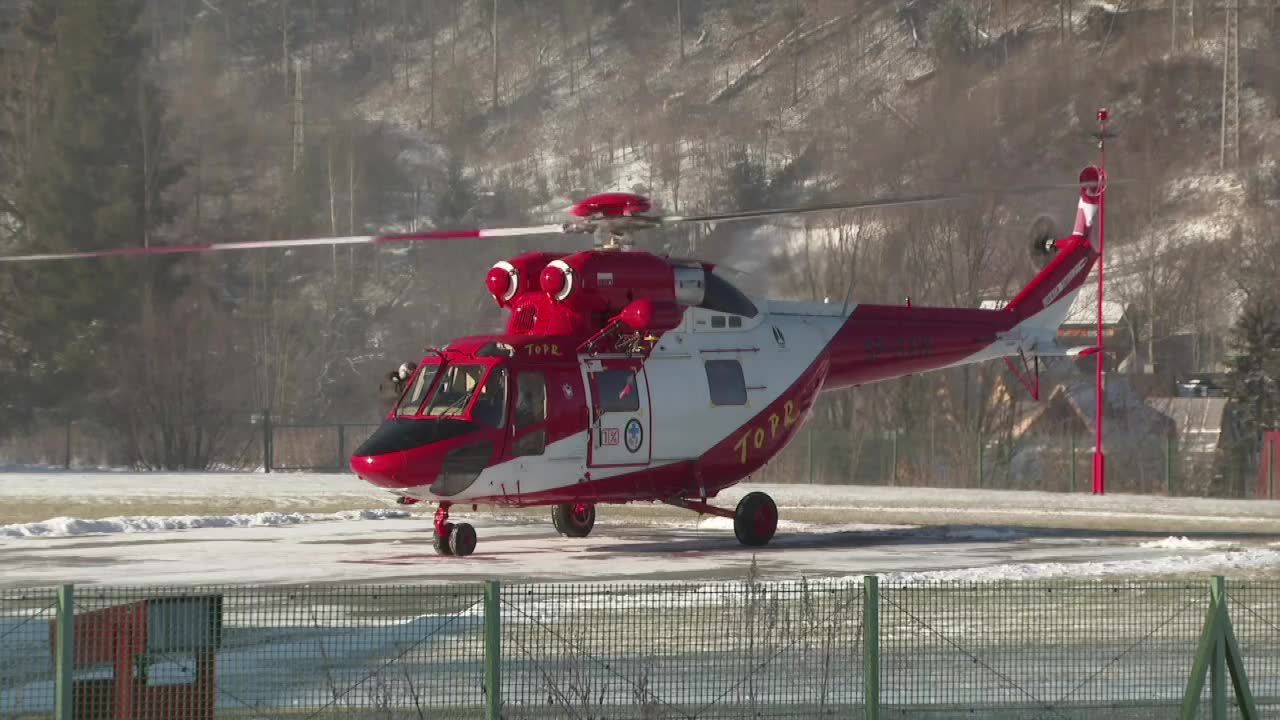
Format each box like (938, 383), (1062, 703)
(472, 367), (508, 429)
(397, 363), (441, 416)
(698, 272), (758, 318)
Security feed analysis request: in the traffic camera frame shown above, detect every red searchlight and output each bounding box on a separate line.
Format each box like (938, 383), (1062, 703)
(540, 259), (574, 301)
(620, 298), (683, 332)
(486, 261), (519, 305)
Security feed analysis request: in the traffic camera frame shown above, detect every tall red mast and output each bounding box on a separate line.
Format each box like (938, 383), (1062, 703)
(1093, 108), (1110, 495)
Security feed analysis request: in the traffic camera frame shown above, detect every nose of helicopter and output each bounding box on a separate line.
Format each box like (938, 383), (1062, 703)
(349, 449), (408, 489)
(349, 418), (488, 492)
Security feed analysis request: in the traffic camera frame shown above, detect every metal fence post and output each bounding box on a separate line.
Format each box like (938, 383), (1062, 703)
(337, 423), (346, 470)
(1264, 435), (1274, 497)
(1211, 576), (1227, 720)
(1165, 432), (1174, 495)
(54, 584), (74, 720)
(484, 580), (502, 720)
(890, 431), (898, 486)
(807, 424), (815, 484)
(1070, 431), (1077, 492)
(864, 575), (880, 720)
(263, 409), (272, 473)
(976, 432), (984, 488)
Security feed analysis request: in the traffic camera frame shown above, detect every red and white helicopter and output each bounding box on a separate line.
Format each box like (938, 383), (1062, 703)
(1, 164), (1107, 557)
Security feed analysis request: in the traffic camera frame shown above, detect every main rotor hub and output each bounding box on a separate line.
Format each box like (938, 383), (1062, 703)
(564, 192), (660, 249)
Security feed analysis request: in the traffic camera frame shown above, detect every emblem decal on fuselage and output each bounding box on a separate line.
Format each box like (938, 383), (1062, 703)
(624, 418), (644, 453)
(562, 382), (574, 399)
(772, 326), (786, 347)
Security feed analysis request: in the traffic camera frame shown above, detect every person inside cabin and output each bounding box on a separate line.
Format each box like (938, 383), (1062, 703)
(471, 367), (507, 428)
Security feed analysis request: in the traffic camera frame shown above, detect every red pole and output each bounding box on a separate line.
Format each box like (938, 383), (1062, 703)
(1093, 109), (1109, 495)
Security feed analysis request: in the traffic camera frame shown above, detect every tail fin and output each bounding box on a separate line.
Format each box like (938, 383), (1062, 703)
(1004, 167), (1103, 336)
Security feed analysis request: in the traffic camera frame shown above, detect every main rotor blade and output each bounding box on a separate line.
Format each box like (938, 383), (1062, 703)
(0, 223), (566, 264)
(659, 180), (1125, 227)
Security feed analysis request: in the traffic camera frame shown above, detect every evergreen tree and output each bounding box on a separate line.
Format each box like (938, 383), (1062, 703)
(1227, 296), (1280, 457)
(720, 149), (769, 212)
(10, 0), (180, 416)
(435, 152), (476, 227)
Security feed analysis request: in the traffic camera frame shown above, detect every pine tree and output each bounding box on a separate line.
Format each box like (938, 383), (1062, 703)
(435, 152), (476, 227)
(10, 0), (180, 415)
(720, 149), (769, 212)
(1227, 296), (1280, 457)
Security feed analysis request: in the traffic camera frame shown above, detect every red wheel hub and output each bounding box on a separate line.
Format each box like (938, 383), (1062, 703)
(754, 502), (777, 537)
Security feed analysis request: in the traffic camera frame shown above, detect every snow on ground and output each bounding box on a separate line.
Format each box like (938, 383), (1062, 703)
(0, 509), (408, 538)
(3, 472), (1280, 586)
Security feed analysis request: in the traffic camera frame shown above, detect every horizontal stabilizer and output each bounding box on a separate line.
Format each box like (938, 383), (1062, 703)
(1031, 344), (1101, 357)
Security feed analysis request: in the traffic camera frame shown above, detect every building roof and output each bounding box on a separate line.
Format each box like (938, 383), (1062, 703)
(1146, 396), (1229, 453)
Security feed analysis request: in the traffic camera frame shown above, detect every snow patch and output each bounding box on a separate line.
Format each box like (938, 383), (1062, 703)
(879, 548), (1280, 586)
(1139, 536), (1238, 551)
(0, 509), (410, 538)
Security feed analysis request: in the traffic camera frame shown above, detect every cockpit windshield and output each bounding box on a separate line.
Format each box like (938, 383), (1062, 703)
(411, 363), (508, 427)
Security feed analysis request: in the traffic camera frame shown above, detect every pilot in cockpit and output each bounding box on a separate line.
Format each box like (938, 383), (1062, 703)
(471, 367), (507, 428)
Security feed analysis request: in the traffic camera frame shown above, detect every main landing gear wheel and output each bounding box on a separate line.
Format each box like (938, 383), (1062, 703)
(734, 491), (778, 547)
(552, 502), (596, 537)
(433, 522), (455, 556)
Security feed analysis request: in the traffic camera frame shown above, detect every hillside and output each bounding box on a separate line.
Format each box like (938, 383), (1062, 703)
(1, 0), (1278, 477)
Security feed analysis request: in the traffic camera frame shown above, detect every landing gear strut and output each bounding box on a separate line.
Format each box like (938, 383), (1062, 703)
(433, 502), (477, 557)
(663, 490), (778, 547)
(552, 502), (596, 537)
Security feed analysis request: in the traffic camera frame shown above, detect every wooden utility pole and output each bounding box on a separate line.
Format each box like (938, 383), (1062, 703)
(491, 0), (499, 112)
(1221, 0), (1240, 169)
(291, 60), (304, 174)
(677, 0), (685, 61)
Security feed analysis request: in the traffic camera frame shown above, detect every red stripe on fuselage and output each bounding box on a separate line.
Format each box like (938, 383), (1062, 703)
(822, 305), (1015, 389)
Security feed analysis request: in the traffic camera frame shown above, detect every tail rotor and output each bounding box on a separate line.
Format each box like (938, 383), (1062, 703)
(1028, 216), (1058, 266)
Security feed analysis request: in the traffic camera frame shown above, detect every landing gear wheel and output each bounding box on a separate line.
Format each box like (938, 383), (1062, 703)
(552, 503), (596, 538)
(734, 492), (778, 547)
(449, 522), (477, 557)
(433, 522), (455, 556)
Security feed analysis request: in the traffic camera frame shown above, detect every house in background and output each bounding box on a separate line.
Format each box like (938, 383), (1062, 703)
(1007, 378), (1175, 494)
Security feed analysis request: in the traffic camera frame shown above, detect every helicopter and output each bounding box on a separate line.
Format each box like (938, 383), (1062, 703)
(0, 163), (1108, 558)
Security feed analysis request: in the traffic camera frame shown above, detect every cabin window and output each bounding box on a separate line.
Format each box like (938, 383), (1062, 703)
(705, 360), (747, 406)
(513, 372), (547, 456)
(711, 315), (726, 328)
(728, 316), (742, 328)
(595, 369), (640, 413)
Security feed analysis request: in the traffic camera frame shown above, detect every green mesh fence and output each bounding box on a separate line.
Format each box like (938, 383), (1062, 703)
(500, 580), (864, 719)
(0, 588), (59, 719)
(5, 578), (1279, 719)
(15, 585), (488, 718)
(881, 580), (1218, 719)
(1227, 582), (1280, 716)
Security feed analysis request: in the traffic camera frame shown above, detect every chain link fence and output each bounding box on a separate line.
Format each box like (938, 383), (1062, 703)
(3, 577), (1277, 719)
(0, 588), (59, 719)
(501, 580), (864, 719)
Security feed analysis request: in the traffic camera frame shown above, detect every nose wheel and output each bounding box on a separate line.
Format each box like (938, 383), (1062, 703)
(432, 503), (477, 557)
